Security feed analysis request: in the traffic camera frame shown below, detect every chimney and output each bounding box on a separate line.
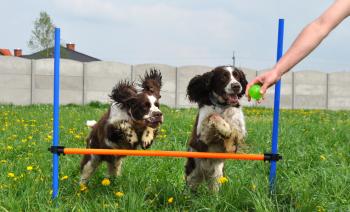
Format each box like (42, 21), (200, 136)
(66, 43), (75, 51)
(14, 48), (22, 57)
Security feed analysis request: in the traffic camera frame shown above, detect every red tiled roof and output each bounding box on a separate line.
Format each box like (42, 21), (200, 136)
(0, 49), (12, 56)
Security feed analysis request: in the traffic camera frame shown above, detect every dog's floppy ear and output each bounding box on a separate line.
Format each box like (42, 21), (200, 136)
(187, 71), (213, 104)
(233, 68), (248, 98)
(140, 68), (162, 98)
(109, 80), (137, 107)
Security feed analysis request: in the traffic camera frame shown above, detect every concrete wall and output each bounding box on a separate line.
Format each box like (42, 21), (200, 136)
(32, 59), (84, 104)
(84, 61), (131, 104)
(0, 57), (32, 105)
(328, 72), (350, 110)
(294, 71), (327, 109)
(0, 56), (349, 110)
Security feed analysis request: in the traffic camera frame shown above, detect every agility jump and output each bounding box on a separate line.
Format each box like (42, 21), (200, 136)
(49, 19), (285, 199)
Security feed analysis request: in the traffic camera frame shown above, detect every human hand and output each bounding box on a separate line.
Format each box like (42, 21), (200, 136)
(245, 69), (281, 102)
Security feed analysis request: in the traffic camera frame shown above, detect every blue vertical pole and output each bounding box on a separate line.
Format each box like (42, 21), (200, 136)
(52, 27), (61, 199)
(269, 19), (284, 192)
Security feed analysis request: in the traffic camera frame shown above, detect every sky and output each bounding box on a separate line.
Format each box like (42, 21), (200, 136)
(1, 0), (350, 72)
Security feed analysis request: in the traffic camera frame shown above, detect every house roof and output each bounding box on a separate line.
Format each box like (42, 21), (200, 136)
(22, 46), (100, 62)
(0, 49), (12, 56)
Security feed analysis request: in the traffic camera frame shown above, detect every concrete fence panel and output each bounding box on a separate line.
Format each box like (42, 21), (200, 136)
(0, 57), (350, 110)
(133, 64), (176, 107)
(0, 56), (32, 105)
(176, 65), (212, 108)
(294, 71), (327, 109)
(328, 72), (350, 110)
(84, 61), (132, 104)
(32, 59), (84, 104)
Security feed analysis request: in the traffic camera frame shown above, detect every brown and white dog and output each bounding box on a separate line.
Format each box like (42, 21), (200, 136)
(185, 65), (247, 192)
(80, 69), (163, 184)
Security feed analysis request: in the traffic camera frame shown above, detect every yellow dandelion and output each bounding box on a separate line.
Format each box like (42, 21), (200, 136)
(160, 128), (166, 133)
(26, 166), (33, 171)
(101, 178), (111, 186)
(8, 172), (15, 178)
(28, 136), (33, 140)
(74, 134), (81, 139)
(80, 184), (88, 192)
(61, 175), (69, 180)
(115, 191), (124, 198)
(217, 176), (229, 184)
(316, 206), (325, 212)
(0, 160), (7, 163)
(320, 155), (326, 161)
(251, 183), (256, 191)
(47, 135), (52, 140)
(167, 197), (174, 204)
(7, 145), (13, 150)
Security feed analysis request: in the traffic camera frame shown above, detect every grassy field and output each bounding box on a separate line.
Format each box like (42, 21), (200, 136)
(0, 103), (349, 211)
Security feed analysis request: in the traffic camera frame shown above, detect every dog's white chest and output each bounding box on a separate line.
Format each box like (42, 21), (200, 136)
(196, 105), (246, 136)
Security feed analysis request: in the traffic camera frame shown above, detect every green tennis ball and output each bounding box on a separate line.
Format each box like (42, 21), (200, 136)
(248, 84), (262, 100)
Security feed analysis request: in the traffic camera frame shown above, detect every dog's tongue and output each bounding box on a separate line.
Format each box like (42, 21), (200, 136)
(227, 94), (238, 104)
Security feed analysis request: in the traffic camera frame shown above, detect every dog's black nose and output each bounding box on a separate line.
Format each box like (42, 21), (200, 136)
(153, 111), (163, 117)
(231, 83), (241, 93)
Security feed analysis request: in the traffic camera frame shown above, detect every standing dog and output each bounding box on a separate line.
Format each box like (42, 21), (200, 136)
(185, 65), (247, 192)
(80, 69), (163, 184)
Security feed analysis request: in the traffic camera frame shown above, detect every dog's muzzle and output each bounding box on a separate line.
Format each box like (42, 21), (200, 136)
(146, 111), (163, 128)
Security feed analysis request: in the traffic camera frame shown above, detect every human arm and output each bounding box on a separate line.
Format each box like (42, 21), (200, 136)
(246, 0), (350, 99)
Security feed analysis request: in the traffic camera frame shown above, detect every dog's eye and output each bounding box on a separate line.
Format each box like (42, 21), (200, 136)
(155, 102), (160, 108)
(232, 71), (239, 78)
(145, 102), (151, 108)
(220, 73), (229, 82)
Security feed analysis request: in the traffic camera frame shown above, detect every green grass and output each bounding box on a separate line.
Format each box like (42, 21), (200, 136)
(0, 104), (349, 211)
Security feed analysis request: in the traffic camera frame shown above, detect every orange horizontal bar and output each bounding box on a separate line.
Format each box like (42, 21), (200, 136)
(63, 148), (265, 160)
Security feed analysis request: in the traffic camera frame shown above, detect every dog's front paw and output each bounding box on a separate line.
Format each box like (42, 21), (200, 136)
(114, 121), (138, 144)
(115, 120), (131, 131)
(208, 114), (232, 138)
(141, 127), (154, 149)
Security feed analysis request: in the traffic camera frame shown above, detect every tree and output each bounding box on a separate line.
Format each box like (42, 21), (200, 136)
(28, 11), (55, 57)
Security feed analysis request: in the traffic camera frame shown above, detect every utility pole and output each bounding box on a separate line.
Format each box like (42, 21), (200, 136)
(232, 51), (236, 67)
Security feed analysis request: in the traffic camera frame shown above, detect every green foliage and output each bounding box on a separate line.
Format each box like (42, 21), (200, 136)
(87, 101), (109, 109)
(0, 105), (349, 211)
(28, 11), (55, 56)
